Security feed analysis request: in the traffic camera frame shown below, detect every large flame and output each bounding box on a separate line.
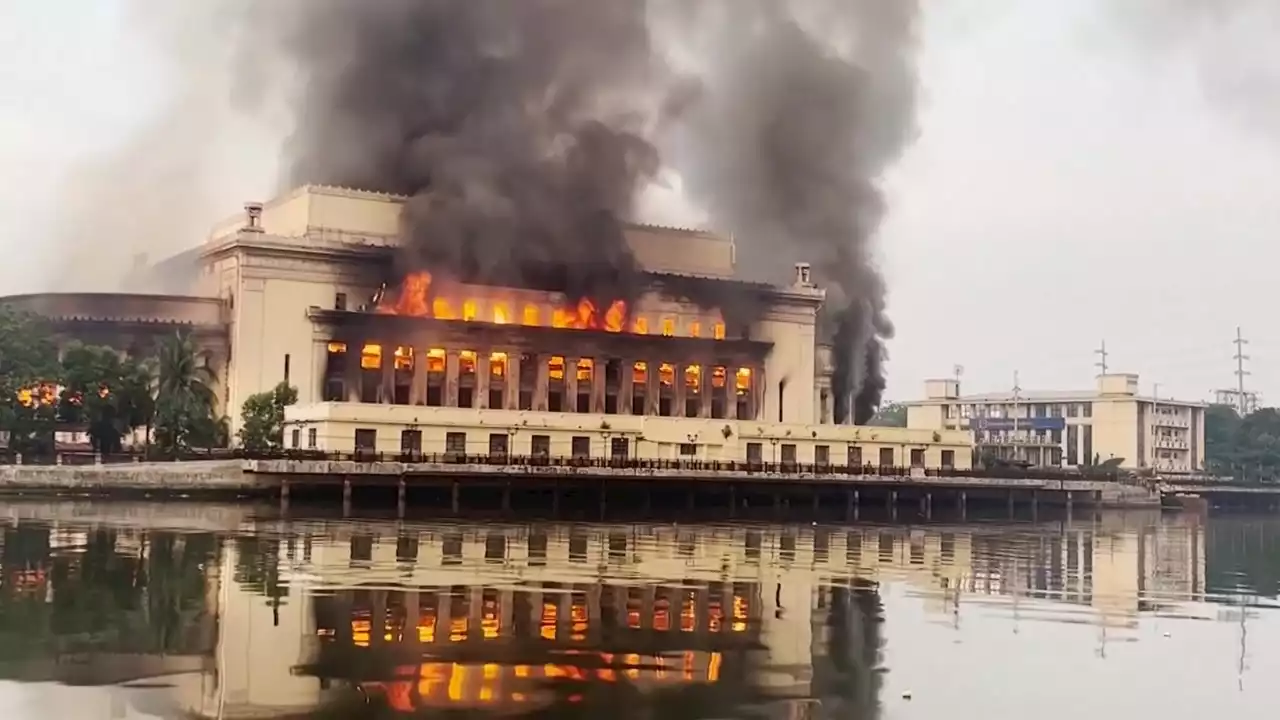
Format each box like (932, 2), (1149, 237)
(373, 271), (697, 337)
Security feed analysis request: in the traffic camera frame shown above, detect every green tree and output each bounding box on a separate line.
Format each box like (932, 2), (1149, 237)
(1204, 404), (1280, 481)
(57, 343), (154, 453)
(237, 382), (298, 452)
(151, 332), (220, 452)
(1205, 403), (1243, 474)
(868, 402), (907, 427)
(0, 308), (60, 456)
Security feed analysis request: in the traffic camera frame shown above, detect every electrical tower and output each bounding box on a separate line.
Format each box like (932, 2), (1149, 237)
(1234, 326), (1251, 416)
(1095, 340), (1109, 376)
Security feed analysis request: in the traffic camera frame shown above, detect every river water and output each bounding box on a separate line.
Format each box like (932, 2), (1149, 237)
(0, 503), (1277, 719)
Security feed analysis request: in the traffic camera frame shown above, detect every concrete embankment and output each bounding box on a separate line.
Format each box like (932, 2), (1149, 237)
(0, 458), (1164, 509)
(0, 460), (261, 497)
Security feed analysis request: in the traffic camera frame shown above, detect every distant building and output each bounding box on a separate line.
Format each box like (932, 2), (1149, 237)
(903, 373), (1206, 473)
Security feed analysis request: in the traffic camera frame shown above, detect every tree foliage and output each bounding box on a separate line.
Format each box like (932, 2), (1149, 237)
(0, 319), (228, 458)
(1205, 404), (1280, 481)
(0, 308), (62, 455)
(151, 332), (224, 452)
(237, 382), (298, 452)
(57, 343), (153, 453)
(867, 402), (907, 428)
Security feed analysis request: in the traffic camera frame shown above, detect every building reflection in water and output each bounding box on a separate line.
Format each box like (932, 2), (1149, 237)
(0, 510), (1242, 719)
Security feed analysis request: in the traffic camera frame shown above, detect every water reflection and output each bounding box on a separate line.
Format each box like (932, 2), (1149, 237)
(1, 509), (1279, 718)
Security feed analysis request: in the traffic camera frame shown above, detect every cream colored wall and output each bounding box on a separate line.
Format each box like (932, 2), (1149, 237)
(225, 249), (366, 436)
(1091, 399), (1139, 467)
(906, 404), (945, 430)
(624, 225), (735, 278)
(285, 403), (974, 467)
(755, 308), (819, 425)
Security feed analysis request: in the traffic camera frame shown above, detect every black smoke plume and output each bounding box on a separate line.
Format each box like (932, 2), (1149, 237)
(663, 0), (919, 424)
(234, 0), (919, 421)
(244, 0), (674, 307)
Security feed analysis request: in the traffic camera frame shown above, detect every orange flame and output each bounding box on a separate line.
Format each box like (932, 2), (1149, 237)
(374, 272), (722, 340)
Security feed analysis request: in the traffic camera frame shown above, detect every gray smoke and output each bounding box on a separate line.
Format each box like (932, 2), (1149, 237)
(664, 0), (919, 423)
(238, 0), (678, 305)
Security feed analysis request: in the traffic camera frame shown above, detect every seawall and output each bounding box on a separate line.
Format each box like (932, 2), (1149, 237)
(0, 460), (259, 497)
(0, 459), (1166, 509)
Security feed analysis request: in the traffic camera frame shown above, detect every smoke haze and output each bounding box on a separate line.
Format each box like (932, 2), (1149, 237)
(44, 2), (283, 294)
(662, 0), (919, 423)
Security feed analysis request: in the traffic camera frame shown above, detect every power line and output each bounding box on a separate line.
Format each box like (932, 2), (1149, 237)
(1094, 340), (1109, 376)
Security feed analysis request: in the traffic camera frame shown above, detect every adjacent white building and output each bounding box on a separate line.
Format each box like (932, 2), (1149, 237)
(904, 373), (1206, 473)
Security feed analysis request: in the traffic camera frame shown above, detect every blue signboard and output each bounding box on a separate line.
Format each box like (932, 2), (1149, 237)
(973, 417), (1065, 432)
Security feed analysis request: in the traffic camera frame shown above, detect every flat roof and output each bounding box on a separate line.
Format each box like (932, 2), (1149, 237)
(905, 390), (1205, 408)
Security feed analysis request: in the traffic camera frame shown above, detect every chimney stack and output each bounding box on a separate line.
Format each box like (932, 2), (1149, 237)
(243, 202), (265, 233)
(794, 262), (813, 287)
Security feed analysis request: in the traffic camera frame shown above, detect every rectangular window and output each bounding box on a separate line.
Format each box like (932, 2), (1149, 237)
(354, 429), (377, 458)
(335, 292), (347, 310)
(942, 449), (955, 468)
(610, 437), (629, 459)
(444, 432), (466, 455)
(489, 433), (509, 459)
(401, 429), (423, 457)
(291, 428), (300, 449)
(571, 436), (591, 459)
(1083, 403), (1093, 418)
(679, 443), (697, 457)
(746, 442), (763, 463)
(910, 449), (925, 467)
(848, 445), (863, 466)
(815, 445), (830, 465)
(528, 533), (548, 566)
(1067, 403), (1079, 417)
(780, 443), (797, 465)
(307, 428), (317, 449)
(531, 434), (551, 458)
(879, 447), (895, 467)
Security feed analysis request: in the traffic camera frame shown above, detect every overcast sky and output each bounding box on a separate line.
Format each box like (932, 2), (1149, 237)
(2, 0), (1278, 406)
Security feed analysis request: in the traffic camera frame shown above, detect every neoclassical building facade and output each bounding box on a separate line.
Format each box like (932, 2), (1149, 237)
(2, 186), (971, 465)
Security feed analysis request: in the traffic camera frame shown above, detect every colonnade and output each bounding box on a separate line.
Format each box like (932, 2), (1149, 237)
(324, 341), (765, 421)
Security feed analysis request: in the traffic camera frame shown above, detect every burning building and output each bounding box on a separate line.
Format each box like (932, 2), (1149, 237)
(2, 184), (970, 466)
(207, 186), (965, 464)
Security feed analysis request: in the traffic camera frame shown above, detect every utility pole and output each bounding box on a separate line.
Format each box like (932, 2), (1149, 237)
(1234, 327), (1250, 417)
(1012, 371), (1022, 463)
(1095, 340), (1109, 376)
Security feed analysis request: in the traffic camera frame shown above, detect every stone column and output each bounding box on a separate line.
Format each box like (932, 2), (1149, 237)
(699, 363), (714, 419)
(564, 356), (579, 411)
(591, 357), (607, 414)
(411, 348), (427, 406)
(381, 344), (396, 404)
(645, 359), (661, 416)
(506, 352), (522, 410)
(673, 363), (687, 418)
(345, 344), (362, 403)
(534, 354), (550, 412)
(445, 351), (461, 407)
(476, 353), (492, 409)
(753, 365), (767, 422)
(618, 359), (634, 415)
